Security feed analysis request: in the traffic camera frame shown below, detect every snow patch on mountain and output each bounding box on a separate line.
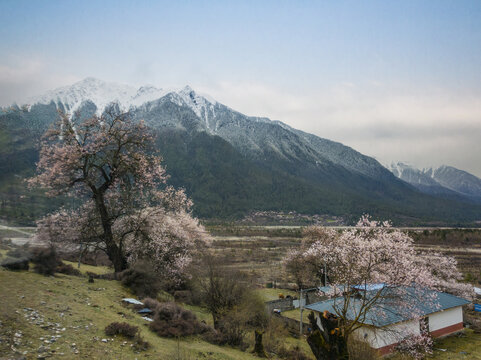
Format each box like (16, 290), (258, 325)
(27, 78), (218, 124)
(388, 162), (481, 199)
(24, 77), (397, 180)
(432, 165), (481, 197)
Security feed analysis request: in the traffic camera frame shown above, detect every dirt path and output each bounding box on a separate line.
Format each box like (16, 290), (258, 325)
(0, 224), (34, 237)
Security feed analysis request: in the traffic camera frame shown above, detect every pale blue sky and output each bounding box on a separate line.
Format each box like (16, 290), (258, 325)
(1, 0), (481, 175)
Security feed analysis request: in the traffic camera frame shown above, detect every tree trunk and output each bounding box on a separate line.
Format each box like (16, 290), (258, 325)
(253, 330), (267, 358)
(93, 189), (128, 272)
(306, 311), (349, 360)
(106, 239), (128, 272)
(212, 313), (220, 330)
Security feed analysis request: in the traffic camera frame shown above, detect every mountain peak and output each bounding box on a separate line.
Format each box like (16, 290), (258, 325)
(388, 162), (481, 199)
(26, 78), (219, 117)
(180, 85), (194, 94)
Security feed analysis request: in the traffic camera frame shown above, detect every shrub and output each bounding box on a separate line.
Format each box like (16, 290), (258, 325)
(56, 262), (82, 276)
(87, 271), (119, 281)
(104, 322), (149, 351)
(31, 246), (60, 276)
(243, 292), (269, 329)
(105, 322), (139, 338)
(262, 316), (289, 354)
(277, 345), (311, 360)
(142, 297), (160, 311)
(1, 258), (29, 271)
(0, 238), (12, 250)
(347, 338), (379, 360)
(146, 300), (210, 338)
(59, 249), (112, 267)
(120, 261), (161, 298)
(132, 334), (150, 351)
(173, 290), (193, 304)
(204, 310), (247, 348)
(6, 246), (30, 259)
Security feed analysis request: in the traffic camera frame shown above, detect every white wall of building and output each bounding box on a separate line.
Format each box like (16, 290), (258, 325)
(428, 306), (462, 332)
(315, 305), (463, 351)
(353, 319), (420, 349)
(351, 306), (463, 349)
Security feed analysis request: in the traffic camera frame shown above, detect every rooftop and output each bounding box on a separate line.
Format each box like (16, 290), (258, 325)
(305, 286), (470, 327)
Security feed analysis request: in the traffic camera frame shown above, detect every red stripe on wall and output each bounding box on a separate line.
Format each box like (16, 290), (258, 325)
(377, 343), (397, 356)
(430, 322), (463, 338)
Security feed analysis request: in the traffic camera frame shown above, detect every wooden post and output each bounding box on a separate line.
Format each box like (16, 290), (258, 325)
(300, 289), (304, 335)
(77, 243), (83, 269)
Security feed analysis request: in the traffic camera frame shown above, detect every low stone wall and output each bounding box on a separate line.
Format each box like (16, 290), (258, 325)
(265, 298), (294, 313)
(274, 313), (310, 335)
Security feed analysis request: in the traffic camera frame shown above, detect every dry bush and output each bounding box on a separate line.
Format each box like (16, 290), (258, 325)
(173, 290), (193, 304)
(141, 297), (160, 311)
(277, 345), (311, 360)
(56, 262), (81, 276)
(59, 249), (112, 267)
(216, 311), (247, 348)
(104, 322), (150, 351)
(348, 338), (379, 360)
(105, 322), (139, 338)
(0, 237), (12, 250)
(120, 261), (162, 298)
(31, 246), (60, 276)
(87, 271), (118, 280)
(203, 292), (268, 349)
(1, 257), (29, 271)
(262, 316), (289, 354)
(144, 299), (210, 338)
(132, 335), (150, 351)
(6, 245), (30, 259)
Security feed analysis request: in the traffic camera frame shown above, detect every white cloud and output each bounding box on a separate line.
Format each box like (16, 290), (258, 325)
(198, 81), (481, 177)
(0, 57), (80, 106)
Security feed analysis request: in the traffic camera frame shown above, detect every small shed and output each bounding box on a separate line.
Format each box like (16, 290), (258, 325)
(305, 286), (470, 355)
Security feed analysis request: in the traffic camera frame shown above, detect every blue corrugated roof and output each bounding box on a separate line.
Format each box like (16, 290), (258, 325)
(305, 286), (470, 327)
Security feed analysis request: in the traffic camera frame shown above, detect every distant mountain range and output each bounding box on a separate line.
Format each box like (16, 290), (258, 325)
(1, 78), (481, 226)
(388, 162), (481, 204)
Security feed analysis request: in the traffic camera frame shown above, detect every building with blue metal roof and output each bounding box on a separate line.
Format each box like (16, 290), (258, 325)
(305, 286), (470, 355)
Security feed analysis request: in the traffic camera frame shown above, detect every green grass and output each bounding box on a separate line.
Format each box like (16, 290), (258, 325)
(0, 266), (309, 360)
(280, 308), (310, 324)
(428, 329), (481, 360)
(255, 288), (297, 301)
(63, 260), (113, 276)
(389, 329), (481, 360)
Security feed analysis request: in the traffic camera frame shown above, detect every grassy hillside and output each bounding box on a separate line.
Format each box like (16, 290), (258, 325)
(0, 264), (312, 360)
(2, 265), (480, 360)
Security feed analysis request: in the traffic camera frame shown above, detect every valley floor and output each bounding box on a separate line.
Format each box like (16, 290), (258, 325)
(1, 226), (481, 359)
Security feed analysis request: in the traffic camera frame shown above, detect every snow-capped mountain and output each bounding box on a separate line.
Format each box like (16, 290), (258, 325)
(388, 162), (481, 202)
(27, 77), (217, 124)
(4, 77), (481, 225)
(24, 78), (389, 179)
(429, 165), (481, 198)
(388, 162), (440, 187)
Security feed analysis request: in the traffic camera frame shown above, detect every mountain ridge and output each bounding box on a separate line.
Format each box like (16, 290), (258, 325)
(2, 78), (481, 225)
(387, 162), (481, 203)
